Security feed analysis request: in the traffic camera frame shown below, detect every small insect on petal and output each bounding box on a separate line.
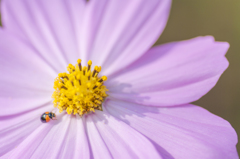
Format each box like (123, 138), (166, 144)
(40, 112), (57, 123)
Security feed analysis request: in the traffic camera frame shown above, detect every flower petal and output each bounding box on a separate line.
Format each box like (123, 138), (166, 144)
(2, 0), (87, 69)
(2, 0), (171, 71)
(105, 99), (238, 159)
(29, 114), (70, 158)
(85, 115), (113, 159)
(57, 115), (90, 159)
(86, 0), (171, 74)
(0, 30), (55, 93)
(0, 103), (51, 131)
(107, 36), (229, 106)
(0, 98), (51, 116)
(7, 114), (90, 158)
(0, 104), (51, 156)
(86, 110), (162, 159)
(0, 149), (14, 159)
(7, 123), (52, 158)
(0, 116), (41, 156)
(0, 30), (56, 115)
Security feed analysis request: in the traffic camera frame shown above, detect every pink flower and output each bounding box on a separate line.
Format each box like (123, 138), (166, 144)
(0, 0), (238, 158)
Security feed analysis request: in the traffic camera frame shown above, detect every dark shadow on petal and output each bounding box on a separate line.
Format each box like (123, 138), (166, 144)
(147, 137), (175, 159)
(106, 82), (150, 103)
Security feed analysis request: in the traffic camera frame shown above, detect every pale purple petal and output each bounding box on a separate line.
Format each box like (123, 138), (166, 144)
(0, 98), (51, 116)
(7, 114), (90, 158)
(0, 107), (56, 156)
(0, 30), (55, 93)
(2, 0), (87, 68)
(0, 29), (54, 115)
(0, 103), (51, 131)
(7, 124), (52, 158)
(1, 0), (171, 69)
(107, 36), (229, 106)
(105, 99), (238, 159)
(26, 114), (69, 158)
(0, 149), (14, 159)
(0, 116), (41, 156)
(86, 110), (162, 159)
(85, 115), (113, 159)
(58, 115), (90, 159)
(84, 0), (171, 73)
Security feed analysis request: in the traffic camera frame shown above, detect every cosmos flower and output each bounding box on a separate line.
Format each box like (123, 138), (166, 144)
(0, 0), (238, 158)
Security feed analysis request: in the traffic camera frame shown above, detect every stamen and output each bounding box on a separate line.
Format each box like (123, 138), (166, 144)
(87, 60), (92, 72)
(95, 66), (101, 77)
(52, 59), (108, 116)
(61, 86), (68, 90)
(98, 76), (107, 83)
(87, 71), (91, 81)
(92, 66), (98, 77)
(77, 59), (82, 71)
(83, 66), (87, 76)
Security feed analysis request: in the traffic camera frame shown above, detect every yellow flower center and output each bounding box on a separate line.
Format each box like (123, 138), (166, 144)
(52, 59), (108, 116)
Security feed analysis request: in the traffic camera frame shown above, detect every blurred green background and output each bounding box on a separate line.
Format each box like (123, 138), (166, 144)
(155, 0), (240, 153)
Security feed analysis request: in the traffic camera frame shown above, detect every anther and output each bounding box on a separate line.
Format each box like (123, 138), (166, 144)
(67, 64), (75, 73)
(95, 100), (101, 105)
(87, 60), (92, 72)
(92, 66), (98, 77)
(62, 73), (69, 80)
(98, 76), (107, 83)
(61, 86), (68, 90)
(58, 73), (63, 78)
(95, 66), (101, 77)
(77, 59), (82, 71)
(77, 74), (81, 85)
(83, 66), (87, 76)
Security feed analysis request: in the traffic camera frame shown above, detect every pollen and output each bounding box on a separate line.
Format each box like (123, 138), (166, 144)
(52, 59), (108, 116)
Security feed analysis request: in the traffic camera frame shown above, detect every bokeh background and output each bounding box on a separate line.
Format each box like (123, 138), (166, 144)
(154, 0), (240, 153)
(0, 0), (239, 154)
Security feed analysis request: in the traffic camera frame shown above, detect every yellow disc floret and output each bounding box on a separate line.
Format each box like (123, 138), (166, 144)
(52, 59), (108, 116)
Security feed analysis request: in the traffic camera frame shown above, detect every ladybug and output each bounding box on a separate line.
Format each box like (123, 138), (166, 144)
(40, 112), (57, 123)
